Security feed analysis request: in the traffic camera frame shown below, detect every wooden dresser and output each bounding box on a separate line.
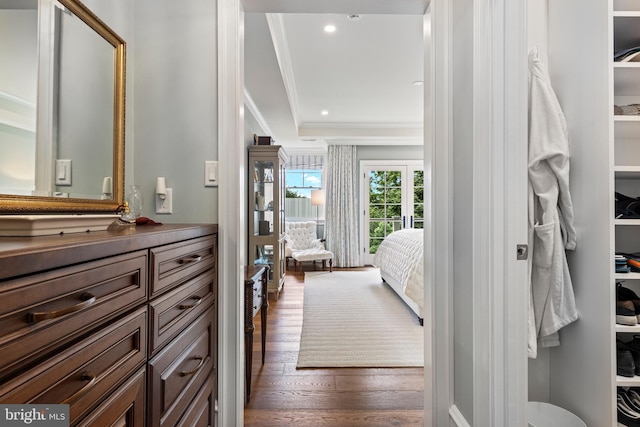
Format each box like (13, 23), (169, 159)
(244, 265), (268, 403)
(0, 223), (217, 427)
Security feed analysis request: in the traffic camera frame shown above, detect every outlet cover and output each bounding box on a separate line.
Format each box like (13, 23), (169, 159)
(156, 188), (173, 214)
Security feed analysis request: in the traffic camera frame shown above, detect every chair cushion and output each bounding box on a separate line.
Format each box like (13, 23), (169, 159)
(292, 248), (333, 262)
(285, 221), (322, 251)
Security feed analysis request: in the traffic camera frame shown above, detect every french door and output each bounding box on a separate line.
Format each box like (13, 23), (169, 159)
(360, 160), (424, 265)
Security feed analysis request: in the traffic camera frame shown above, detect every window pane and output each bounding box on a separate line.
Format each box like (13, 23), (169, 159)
(370, 221), (387, 238)
(304, 170), (322, 187)
(414, 170), (424, 186)
(386, 204), (402, 218)
(285, 167), (322, 220)
(370, 171), (385, 187)
(370, 205), (384, 219)
(386, 171), (402, 187)
(414, 187), (424, 203)
(387, 188), (402, 203)
(414, 203), (424, 218)
(370, 187), (384, 204)
(370, 238), (383, 254)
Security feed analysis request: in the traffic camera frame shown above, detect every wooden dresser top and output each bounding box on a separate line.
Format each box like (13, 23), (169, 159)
(0, 223), (218, 280)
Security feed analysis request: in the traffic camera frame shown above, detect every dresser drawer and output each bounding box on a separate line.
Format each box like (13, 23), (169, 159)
(76, 366), (146, 427)
(150, 236), (216, 298)
(252, 286), (265, 318)
(149, 270), (216, 356)
(0, 307), (147, 425)
(148, 306), (215, 427)
(0, 251), (147, 379)
(175, 376), (215, 427)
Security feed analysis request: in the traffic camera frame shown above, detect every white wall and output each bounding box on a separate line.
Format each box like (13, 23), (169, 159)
(356, 144), (423, 162)
(525, 0), (614, 425)
(133, 0), (218, 223)
(545, 1), (612, 425)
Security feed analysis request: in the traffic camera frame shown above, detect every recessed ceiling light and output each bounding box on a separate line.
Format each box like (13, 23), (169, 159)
(321, 110), (329, 116)
(324, 24), (336, 33)
(413, 80), (424, 86)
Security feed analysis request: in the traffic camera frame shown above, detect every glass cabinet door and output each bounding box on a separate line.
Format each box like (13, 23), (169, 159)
(253, 160), (274, 236)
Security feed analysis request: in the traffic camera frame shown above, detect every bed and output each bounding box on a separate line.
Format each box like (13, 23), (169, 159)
(373, 228), (424, 325)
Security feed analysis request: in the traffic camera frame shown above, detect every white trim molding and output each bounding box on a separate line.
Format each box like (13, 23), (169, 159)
(244, 88), (273, 137)
(471, 0), (528, 426)
(450, 404), (472, 427)
(217, 0), (245, 425)
(428, 1), (454, 425)
(265, 13), (302, 129)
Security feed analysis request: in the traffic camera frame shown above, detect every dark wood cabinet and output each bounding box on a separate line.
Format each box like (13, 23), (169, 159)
(148, 306), (215, 427)
(0, 224), (218, 427)
(244, 264), (268, 403)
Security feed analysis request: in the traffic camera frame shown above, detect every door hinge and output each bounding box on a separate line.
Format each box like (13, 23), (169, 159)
(516, 244), (528, 260)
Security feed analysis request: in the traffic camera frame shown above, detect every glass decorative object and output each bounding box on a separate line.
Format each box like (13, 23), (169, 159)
(126, 185), (144, 219)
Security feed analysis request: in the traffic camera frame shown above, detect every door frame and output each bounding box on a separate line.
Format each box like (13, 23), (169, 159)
(217, 0), (528, 426)
(359, 160), (424, 266)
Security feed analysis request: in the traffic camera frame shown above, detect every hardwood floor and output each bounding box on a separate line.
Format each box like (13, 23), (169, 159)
(244, 265), (425, 427)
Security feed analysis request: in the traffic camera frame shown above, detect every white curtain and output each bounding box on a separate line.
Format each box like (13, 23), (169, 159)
(325, 145), (361, 267)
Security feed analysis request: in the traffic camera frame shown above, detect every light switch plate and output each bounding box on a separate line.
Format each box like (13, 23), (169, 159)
(55, 159), (72, 186)
(205, 161), (218, 187)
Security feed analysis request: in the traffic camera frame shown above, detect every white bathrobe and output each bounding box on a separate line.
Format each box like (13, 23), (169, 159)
(527, 47), (578, 358)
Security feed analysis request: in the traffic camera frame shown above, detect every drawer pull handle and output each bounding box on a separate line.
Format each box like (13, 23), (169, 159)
(28, 292), (97, 323)
(178, 255), (202, 264)
(179, 296), (203, 310)
(62, 371), (96, 405)
(180, 356), (205, 376)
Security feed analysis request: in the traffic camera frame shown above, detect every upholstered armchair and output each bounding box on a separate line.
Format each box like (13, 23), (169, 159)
(284, 221), (333, 273)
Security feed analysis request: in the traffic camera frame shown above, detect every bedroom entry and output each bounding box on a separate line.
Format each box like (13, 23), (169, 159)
(360, 160), (424, 265)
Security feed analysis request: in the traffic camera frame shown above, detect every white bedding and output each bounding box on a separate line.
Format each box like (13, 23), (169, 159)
(373, 229), (424, 316)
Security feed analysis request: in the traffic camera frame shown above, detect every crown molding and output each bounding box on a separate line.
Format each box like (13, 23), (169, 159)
(243, 88), (273, 136)
(299, 122), (423, 139)
(266, 13), (302, 129)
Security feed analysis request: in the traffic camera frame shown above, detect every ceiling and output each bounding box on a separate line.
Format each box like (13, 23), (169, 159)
(244, 11), (426, 151)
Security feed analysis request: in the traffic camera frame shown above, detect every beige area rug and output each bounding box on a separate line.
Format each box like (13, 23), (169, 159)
(297, 269), (424, 368)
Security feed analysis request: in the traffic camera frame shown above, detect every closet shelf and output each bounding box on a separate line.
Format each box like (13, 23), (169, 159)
(614, 166), (640, 178)
(615, 272), (640, 280)
(617, 375), (640, 387)
(614, 62), (640, 68)
(616, 324), (640, 333)
(615, 219), (640, 226)
(613, 11), (640, 18)
(614, 116), (640, 122)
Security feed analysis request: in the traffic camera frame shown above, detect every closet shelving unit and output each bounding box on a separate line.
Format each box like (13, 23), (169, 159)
(613, 0), (640, 401)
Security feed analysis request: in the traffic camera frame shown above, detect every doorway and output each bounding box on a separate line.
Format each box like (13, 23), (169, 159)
(217, 1), (442, 426)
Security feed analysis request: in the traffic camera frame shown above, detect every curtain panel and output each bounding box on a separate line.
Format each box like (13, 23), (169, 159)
(326, 145), (362, 267)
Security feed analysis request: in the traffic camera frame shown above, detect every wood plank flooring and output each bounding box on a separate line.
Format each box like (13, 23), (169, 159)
(244, 266), (425, 427)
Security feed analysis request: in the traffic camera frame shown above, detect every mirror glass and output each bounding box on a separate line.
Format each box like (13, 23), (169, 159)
(0, 0), (38, 196)
(0, 0), (125, 212)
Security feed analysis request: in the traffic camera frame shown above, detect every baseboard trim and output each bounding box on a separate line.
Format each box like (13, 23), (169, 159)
(449, 404), (471, 427)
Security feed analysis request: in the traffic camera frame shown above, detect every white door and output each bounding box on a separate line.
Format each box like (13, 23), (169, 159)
(361, 160), (424, 265)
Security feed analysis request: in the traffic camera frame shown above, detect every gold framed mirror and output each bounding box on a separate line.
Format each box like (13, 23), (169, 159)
(0, 0), (125, 213)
